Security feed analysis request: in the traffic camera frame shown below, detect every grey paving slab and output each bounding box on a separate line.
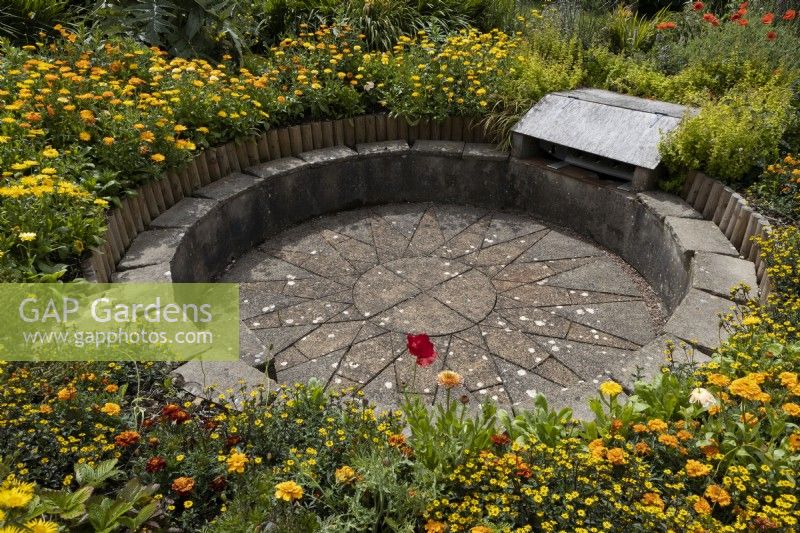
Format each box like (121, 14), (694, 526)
(665, 289), (734, 351)
(666, 217), (738, 256)
(117, 229), (183, 270)
(224, 203), (659, 410)
(691, 252), (757, 299)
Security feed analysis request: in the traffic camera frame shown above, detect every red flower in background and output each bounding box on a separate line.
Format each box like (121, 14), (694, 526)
(762, 12), (775, 24)
(693, 1), (704, 10)
(737, 18), (749, 26)
(783, 9), (796, 21)
(766, 30), (778, 41)
(656, 21), (677, 30)
(406, 333), (436, 367)
(703, 13), (720, 26)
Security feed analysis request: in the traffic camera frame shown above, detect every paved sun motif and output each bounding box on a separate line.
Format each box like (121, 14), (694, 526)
(221, 203), (661, 412)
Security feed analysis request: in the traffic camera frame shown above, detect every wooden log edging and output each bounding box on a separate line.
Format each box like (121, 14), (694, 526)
(680, 171), (772, 299)
(81, 115), (487, 282)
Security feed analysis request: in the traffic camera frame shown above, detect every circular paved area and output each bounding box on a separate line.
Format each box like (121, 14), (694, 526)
(222, 203), (661, 412)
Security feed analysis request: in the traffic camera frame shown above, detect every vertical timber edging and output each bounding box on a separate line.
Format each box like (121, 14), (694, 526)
(679, 172), (772, 299)
(85, 114), (486, 282)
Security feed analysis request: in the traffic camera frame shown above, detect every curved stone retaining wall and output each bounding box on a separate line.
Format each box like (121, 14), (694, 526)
(112, 139), (761, 417)
(97, 114), (768, 417)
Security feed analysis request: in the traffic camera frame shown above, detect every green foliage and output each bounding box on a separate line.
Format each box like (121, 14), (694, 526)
(0, 459), (159, 533)
(659, 80), (796, 183)
(605, 5), (670, 55)
(93, 0), (260, 59)
(402, 392), (498, 473)
(0, 0), (87, 43)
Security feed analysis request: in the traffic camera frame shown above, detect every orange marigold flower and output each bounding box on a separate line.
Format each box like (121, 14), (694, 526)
(656, 21), (677, 30)
(782, 402), (800, 417)
(705, 484), (731, 506)
(694, 496), (712, 514)
(388, 433), (406, 447)
(685, 459), (712, 478)
(171, 476), (195, 495)
(641, 492), (665, 510)
(424, 520), (447, 533)
(436, 370), (463, 389)
(606, 447), (627, 465)
(634, 442), (651, 455)
(57, 386), (77, 401)
(115, 430), (140, 447)
(706, 373), (730, 387)
(274, 480), (303, 502)
(788, 433), (800, 451)
(647, 418), (668, 432)
(658, 433), (679, 447)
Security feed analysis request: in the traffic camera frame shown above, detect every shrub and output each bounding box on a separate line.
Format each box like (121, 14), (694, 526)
(659, 79), (796, 183)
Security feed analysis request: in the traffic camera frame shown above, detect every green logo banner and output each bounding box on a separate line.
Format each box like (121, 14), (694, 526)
(0, 283), (239, 361)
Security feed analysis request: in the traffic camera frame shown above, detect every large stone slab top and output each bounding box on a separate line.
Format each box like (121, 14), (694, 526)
(512, 89), (693, 169)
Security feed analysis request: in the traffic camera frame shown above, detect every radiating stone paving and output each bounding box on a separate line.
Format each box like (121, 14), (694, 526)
(221, 203), (660, 412)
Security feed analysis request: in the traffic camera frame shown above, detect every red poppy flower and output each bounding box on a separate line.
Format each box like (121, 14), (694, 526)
(655, 21), (677, 30)
(737, 18), (749, 26)
(692, 1), (704, 10)
(762, 12), (774, 24)
(406, 333), (437, 367)
(783, 9), (796, 21)
(703, 13), (720, 26)
(766, 30), (778, 41)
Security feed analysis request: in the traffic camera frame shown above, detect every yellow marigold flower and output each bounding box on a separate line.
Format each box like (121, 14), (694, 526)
(226, 451), (248, 474)
(685, 459), (712, 478)
(140, 131), (155, 143)
(782, 403), (800, 417)
(173, 124), (187, 132)
(471, 527), (492, 533)
(94, 198), (109, 208)
(0, 487), (33, 508)
(79, 131), (91, 141)
(437, 370), (463, 389)
(658, 433), (678, 447)
(39, 404), (53, 415)
(599, 381), (623, 397)
(705, 484), (731, 506)
(100, 402), (121, 416)
(274, 480), (303, 502)
(57, 386), (76, 401)
(693, 496), (712, 514)
(41, 148), (59, 158)
(729, 375), (768, 402)
(788, 433), (800, 451)
(706, 373), (730, 387)
(150, 153), (166, 162)
(102, 136), (115, 145)
(24, 519), (58, 533)
(335, 465), (357, 484)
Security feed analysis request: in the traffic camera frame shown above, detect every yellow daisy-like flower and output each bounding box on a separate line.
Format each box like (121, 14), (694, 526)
(102, 136), (115, 145)
(150, 153), (166, 162)
(0, 487), (33, 508)
(41, 148), (59, 158)
(78, 131), (91, 141)
(598, 381), (623, 397)
(274, 480), (303, 502)
(18, 232), (37, 242)
(24, 519), (58, 533)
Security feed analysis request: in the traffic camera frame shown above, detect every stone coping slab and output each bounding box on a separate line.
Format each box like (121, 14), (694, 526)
(113, 140), (754, 417)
